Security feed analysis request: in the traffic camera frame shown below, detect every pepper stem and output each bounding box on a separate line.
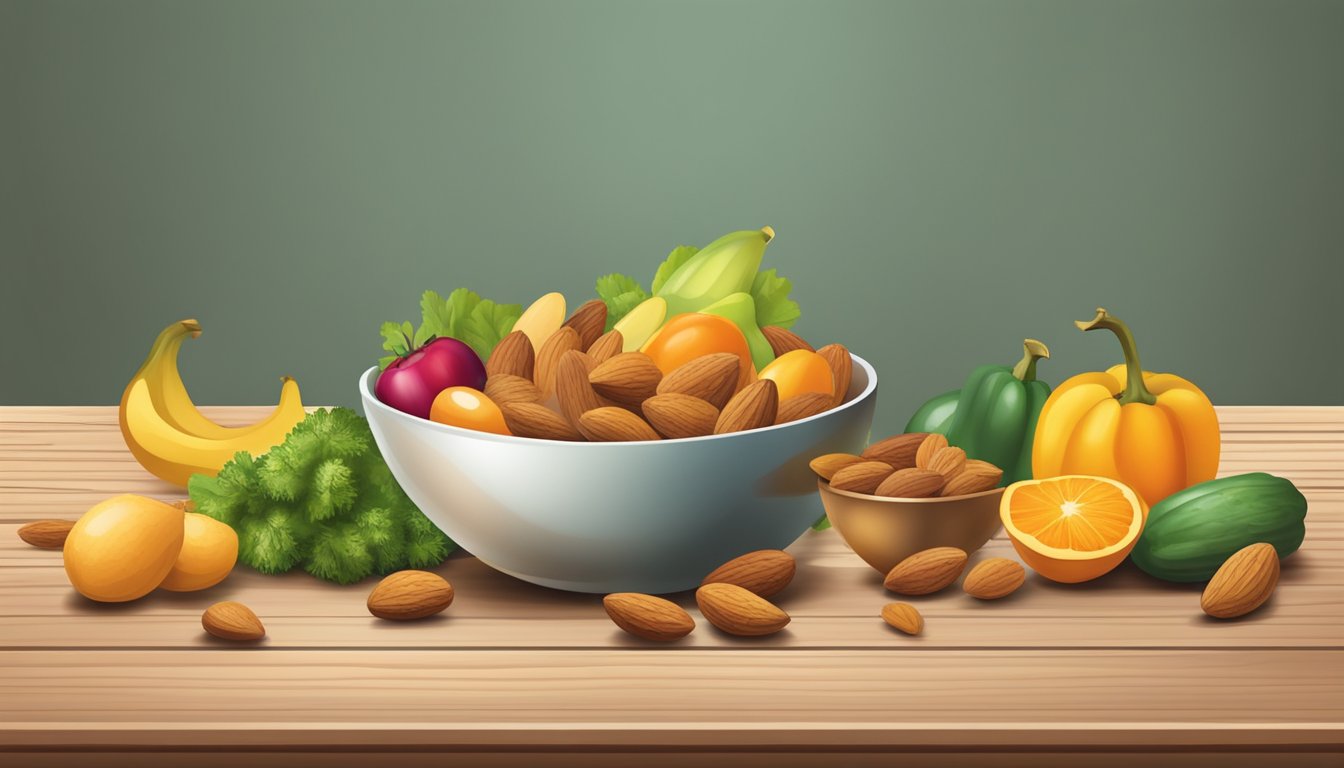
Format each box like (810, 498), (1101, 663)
(1075, 308), (1157, 406)
(1011, 339), (1050, 381)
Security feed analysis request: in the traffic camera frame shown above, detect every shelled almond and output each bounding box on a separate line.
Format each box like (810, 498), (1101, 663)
(817, 432), (1005, 499)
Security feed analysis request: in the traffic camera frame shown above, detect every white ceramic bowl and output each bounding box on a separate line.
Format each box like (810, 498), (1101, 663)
(359, 355), (878, 594)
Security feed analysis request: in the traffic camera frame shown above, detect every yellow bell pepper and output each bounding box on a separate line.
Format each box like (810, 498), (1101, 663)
(1032, 308), (1220, 508)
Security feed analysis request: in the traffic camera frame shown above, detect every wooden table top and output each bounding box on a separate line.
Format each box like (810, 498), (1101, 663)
(1, 405), (1341, 767)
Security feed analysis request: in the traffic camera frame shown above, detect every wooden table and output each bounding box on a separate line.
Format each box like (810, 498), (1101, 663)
(1, 406), (1340, 766)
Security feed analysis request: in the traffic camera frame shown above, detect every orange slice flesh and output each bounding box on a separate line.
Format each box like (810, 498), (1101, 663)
(1000, 475), (1145, 584)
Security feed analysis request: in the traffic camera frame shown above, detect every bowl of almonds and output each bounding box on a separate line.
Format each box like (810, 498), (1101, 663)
(813, 432), (1006, 574)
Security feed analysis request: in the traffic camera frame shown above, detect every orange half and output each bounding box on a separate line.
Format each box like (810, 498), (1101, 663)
(1000, 475), (1145, 583)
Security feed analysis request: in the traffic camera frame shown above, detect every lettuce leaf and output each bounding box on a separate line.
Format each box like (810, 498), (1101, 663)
(751, 268), (800, 329)
(595, 273), (649, 329)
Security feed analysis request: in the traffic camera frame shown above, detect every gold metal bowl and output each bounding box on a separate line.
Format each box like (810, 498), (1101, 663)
(818, 480), (1005, 575)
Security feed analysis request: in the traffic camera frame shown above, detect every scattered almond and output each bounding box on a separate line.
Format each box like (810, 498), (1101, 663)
(603, 593), (695, 641)
(562, 299), (607, 350)
(875, 468), (945, 498)
(701, 550), (795, 598)
(533, 326), (582, 398)
(485, 330), (535, 380)
(829, 460), (895, 494)
(963, 558), (1026, 600)
(761, 325), (814, 356)
(862, 433), (928, 469)
(940, 460), (1004, 496)
(202, 601), (265, 641)
(590, 352), (662, 407)
(714, 379), (779, 434)
(484, 374), (543, 406)
(816, 343), (852, 406)
(884, 547), (968, 595)
(657, 352), (740, 409)
(915, 433), (950, 469)
(501, 402), (583, 441)
(881, 602), (924, 635)
(775, 392), (833, 424)
(926, 446), (967, 479)
(642, 393), (719, 439)
(367, 570), (455, 620)
(809, 453), (865, 481)
(578, 407), (662, 442)
(555, 350), (605, 429)
(695, 582), (790, 637)
(17, 519), (74, 549)
(587, 329), (624, 363)
(1201, 543), (1280, 619)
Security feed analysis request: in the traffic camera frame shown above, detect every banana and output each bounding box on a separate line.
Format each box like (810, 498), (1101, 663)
(119, 319), (305, 487)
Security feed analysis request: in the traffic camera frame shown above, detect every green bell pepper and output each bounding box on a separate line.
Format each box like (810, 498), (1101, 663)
(903, 339), (1051, 485)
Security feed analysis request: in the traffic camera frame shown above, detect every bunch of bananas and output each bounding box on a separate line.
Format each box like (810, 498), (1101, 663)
(119, 320), (306, 487)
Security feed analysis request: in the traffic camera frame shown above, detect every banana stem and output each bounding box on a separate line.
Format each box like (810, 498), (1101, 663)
(1011, 339), (1050, 382)
(1075, 308), (1157, 406)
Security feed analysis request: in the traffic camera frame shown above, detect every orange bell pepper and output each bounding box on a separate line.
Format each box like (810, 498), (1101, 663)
(1031, 308), (1220, 508)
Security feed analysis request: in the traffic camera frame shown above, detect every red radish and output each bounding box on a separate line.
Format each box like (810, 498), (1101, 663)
(376, 337), (486, 420)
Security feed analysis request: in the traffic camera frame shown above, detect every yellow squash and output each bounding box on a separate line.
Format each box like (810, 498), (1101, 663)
(1032, 308), (1220, 508)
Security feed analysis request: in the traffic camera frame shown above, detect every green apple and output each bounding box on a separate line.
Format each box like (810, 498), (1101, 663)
(700, 292), (775, 371)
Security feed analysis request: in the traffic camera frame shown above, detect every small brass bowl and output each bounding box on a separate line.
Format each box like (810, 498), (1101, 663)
(818, 480), (1005, 575)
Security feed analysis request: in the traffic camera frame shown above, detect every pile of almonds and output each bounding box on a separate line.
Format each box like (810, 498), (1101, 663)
(811, 432), (1003, 498)
(603, 550), (797, 641)
(485, 302), (852, 441)
(879, 547), (1029, 635)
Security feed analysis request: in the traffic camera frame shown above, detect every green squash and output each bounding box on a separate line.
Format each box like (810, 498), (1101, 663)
(1130, 473), (1307, 582)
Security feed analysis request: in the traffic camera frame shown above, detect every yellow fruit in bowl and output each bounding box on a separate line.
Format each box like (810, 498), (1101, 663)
(757, 349), (835, 402)
(159, 513), (238, 592)
(999, 475), (1145, 583)
(430, 387), (511, 435)
(512, 292), (567, 353)
(63, 495), (185, 602)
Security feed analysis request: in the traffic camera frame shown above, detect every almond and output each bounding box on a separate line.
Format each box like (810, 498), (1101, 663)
(555, 350), (605, 429)
(915, 433), (950, 469)
(884, 547), (968, 595)
(926, 446), (967, 479)
(775, 392), (833, 424)
(881, 602), (924, 635)
(501, 402), (583, 441)
(578, 406), (661, 442)
(829, 460), (894, 494)
(534, 326), (582, 398)
(201, 601), (265, 641)
(485, 330), (535, 380)
(1201, 543), (1280, 619)
(562, 299), (607, 350)
(940, 460), (1003, 496)
(642, 393), (719, 439)
(484, 374), (543, 406)
(862, 432), (928, 469)
(587, 329), (624, 363)
(962, 558), (1026, 600)
(17, 519), (74, 549)
(875, 468), (946, 498)
(761, 325), (814, 356)
(701, 550), (795, 598)
(367, 570), (455, 620)
(603, 593), (695, 641)
(657, 352), (740, 409)
(714, 379), (778, 434)
(808, 453), (864, 481)
(695, 582), (790, 637)
(589, 352), (662, 407)
(816, 343), (852, 406)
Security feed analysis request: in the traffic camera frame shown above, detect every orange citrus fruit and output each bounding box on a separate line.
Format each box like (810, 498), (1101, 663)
(757, 349), (835, 402)
(429, 387), (511, 435)
(999, 475), (1145, 583)
(641, 313), (754, 387)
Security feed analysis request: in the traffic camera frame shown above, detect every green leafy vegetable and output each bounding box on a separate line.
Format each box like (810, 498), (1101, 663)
(750, 268), (800, 329)
(595, 273), (649, 329)
(650, 245), (700, 295)
(189, 408), (454, 584)
(379, 288), (521, 369)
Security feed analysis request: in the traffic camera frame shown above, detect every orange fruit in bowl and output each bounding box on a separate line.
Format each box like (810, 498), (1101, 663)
(999, 475), (1145, 583)
(641, 313), (754, 387)
(757, 349), (835, 402)
(429, 387), (511, 435)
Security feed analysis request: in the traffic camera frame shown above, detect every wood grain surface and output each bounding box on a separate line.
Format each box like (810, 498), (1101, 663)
(1, 405), (1341, 765)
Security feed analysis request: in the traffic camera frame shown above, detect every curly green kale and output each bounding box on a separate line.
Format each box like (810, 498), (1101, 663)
(188, 408), (454, 584)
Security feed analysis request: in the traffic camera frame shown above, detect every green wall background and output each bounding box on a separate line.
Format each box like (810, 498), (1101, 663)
(3, 0), (1341, 438)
